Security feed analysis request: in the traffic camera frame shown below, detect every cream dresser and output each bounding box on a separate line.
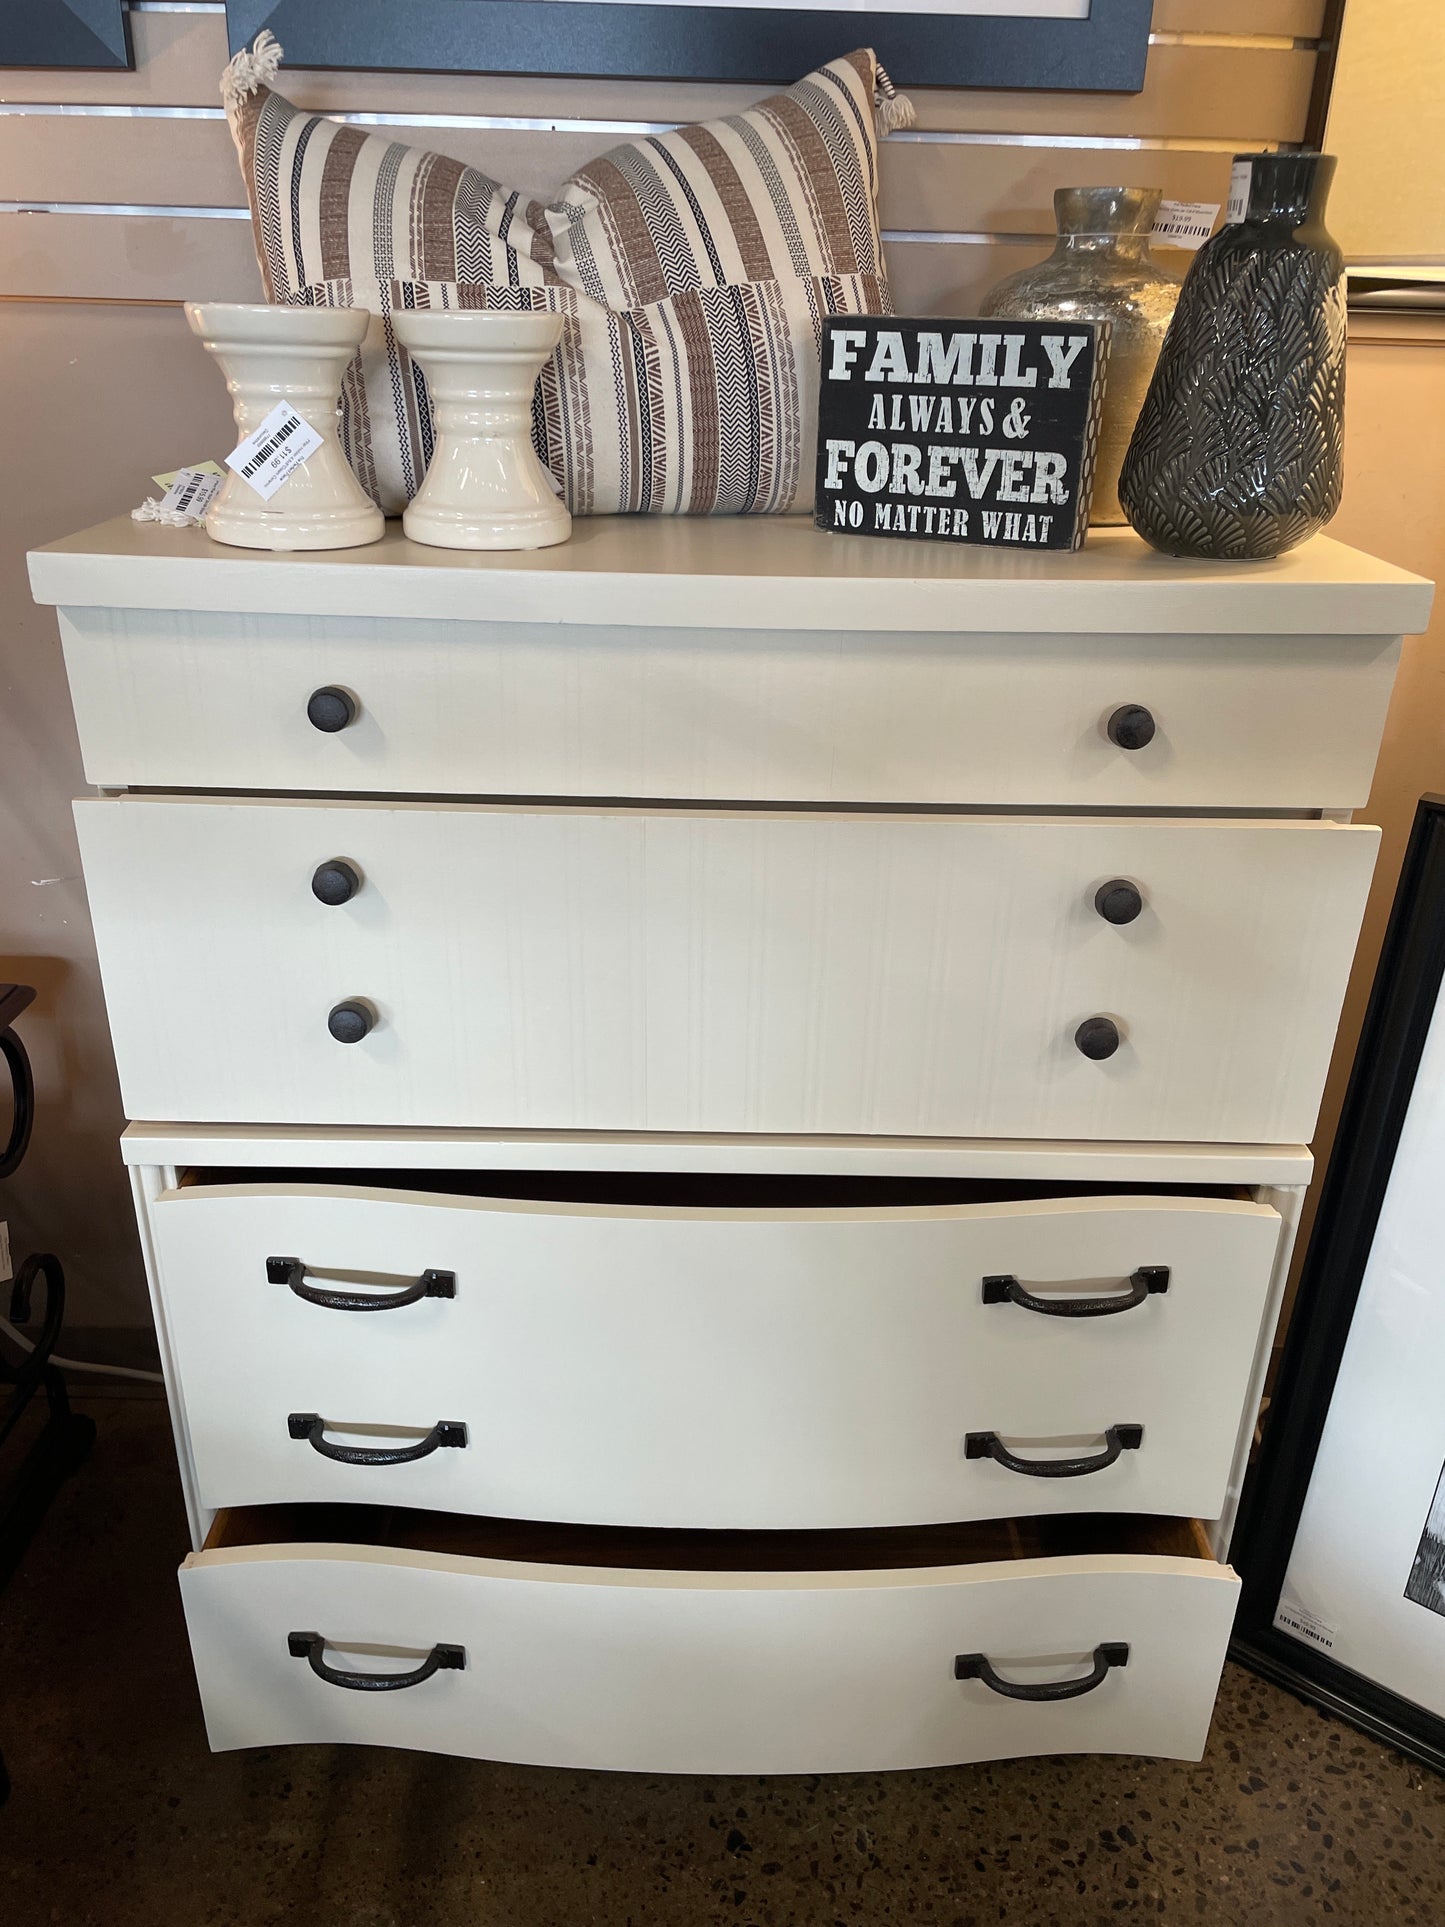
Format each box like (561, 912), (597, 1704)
(29, 515), (1432, 1775)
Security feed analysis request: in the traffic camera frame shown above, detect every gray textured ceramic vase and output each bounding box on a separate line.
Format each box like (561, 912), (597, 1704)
(1117, 152), (1348, 558)
(1119, 152), (1345, 559)
(981, 186), (1180, 526)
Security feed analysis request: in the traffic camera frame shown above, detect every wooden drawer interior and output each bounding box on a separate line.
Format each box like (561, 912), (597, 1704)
(205, 1501), (1215, 1573)
(178, 1166), (1252, 1209)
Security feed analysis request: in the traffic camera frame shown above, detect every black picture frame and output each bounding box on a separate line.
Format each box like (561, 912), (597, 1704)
(1230, 795), (1445, 1778)
(225, 0), (1153, 92)
(0, 0), (132, 69)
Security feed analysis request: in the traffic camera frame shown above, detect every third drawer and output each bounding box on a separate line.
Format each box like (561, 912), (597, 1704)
(151, 1173), (1283, 1528)
(75, 798), (1377, 1142)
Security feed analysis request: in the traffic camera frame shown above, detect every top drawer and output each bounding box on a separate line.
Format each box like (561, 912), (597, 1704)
(58, 605), (1401, 810)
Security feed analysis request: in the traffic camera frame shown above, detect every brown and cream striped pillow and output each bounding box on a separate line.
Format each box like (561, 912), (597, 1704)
(222, 37), (906, 516)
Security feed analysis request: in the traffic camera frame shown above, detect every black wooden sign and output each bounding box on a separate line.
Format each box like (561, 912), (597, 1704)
(815, 316), (1110, 551)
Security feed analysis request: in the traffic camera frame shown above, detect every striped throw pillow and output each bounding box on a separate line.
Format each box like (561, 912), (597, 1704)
(222, 37), (906, 517)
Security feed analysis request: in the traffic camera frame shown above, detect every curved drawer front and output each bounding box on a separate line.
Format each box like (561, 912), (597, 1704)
(77, 798), (1377, 1142)
(154, 1185), (1280, 1527)
(59, 605), (1400, 810)
(179, 1530), (1241, 1771)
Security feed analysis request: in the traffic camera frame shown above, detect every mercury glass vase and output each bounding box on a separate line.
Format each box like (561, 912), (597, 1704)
(1120, 152), (1345, 560)
(980, 187), (1180, 526)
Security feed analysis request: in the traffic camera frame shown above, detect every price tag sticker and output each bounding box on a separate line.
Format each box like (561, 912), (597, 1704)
(152, 460), (223, 491)
(1150, 200), (1220, 251)
(1273, 1597), (1338, 1653)
(225, 402), (323, 501)
(154, 465), (223, 523)
(1226, 160), (1253, 225)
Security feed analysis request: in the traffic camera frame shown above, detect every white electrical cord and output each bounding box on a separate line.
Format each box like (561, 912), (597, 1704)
(0, 1314), (165, 1384)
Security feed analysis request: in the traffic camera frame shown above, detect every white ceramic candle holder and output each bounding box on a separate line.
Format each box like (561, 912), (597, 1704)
(391, 310), (571, 551)
(185, 302), (383, 552)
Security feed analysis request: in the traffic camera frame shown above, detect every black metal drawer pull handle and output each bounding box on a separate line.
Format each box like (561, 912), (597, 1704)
(982, 1267), (1169, 1318)
(955, 1642), (1129, 1702)
(288, 1631), (465, 1692)
(965, 1423), (1143, 1478)
(267, 1256), (456, 1313)
(287, 1413), (468, 1465)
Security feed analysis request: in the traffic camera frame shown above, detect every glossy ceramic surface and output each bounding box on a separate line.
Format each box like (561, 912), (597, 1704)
(185, 303), (383, 553)
(1120, 154), (1345, 561)
(391, 310), (571, 552)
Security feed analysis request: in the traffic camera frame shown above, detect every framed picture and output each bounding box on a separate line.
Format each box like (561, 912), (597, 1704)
(0, 0), (132, 69)
(225, 0), (1154, 91)
(1231, 795), (1445, 1776)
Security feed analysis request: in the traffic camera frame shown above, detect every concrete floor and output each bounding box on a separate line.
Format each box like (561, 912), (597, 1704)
(2, 1396), (1442, 1926)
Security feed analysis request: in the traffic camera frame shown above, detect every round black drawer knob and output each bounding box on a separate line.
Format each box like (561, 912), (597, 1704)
(1075, 1016), (1122, 1061)
(307, 686), (357, 733)
(312, 859), (362, 907)
(1094, 879), (1144, 926)
(1106, 703), (1156, 751)
(327, 999), (375, 1045)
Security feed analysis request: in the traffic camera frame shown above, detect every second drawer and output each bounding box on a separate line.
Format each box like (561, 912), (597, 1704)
(76, 798), (1377, 1142)
(152, 1177), (1282, 1528)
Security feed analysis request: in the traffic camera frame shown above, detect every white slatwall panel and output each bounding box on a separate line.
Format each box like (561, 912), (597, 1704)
(1, 1), (1327, 307)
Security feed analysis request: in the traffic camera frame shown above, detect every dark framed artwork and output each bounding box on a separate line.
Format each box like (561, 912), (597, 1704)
(0, 0), (132, 68)
(1231, 795), (1445, 1777)
(225, 0), (1154, 91)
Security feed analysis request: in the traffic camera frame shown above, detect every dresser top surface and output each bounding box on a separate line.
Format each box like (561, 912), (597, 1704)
(29, 513), (1433, 636)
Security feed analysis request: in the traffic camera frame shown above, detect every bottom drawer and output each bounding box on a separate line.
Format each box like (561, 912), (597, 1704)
(180, 1508), (1239, 1773)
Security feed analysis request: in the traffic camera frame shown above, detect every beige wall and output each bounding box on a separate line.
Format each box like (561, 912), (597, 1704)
(1, 302), (235, 1326)
(1325, 0), (1445, 264)
(1280, 1), (1445, 1294)
(1285, 314), (1445, 1301)
(0, 3), (1339, 1335)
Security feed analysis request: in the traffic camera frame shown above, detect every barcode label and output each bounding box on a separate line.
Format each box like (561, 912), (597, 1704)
(155, 465), (222, 522)
(1273, 1598), (1338, 1652)
(1226, 160), (1253, 225)
(225, 402), (323, 501)
(240, 415), (300, 476)
(1150, 199), (1220, 251)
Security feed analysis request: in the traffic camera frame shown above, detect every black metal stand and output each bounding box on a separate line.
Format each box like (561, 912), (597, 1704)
(0, 984), (97, 1805)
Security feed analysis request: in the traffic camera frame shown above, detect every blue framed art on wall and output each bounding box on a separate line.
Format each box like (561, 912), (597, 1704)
(0, 0), (132, 69)
(224, 0), (1155, 91)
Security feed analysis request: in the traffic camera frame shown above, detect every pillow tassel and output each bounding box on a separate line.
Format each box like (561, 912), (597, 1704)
(221, 28), (283, 114)
(873, 61), (916, 136)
